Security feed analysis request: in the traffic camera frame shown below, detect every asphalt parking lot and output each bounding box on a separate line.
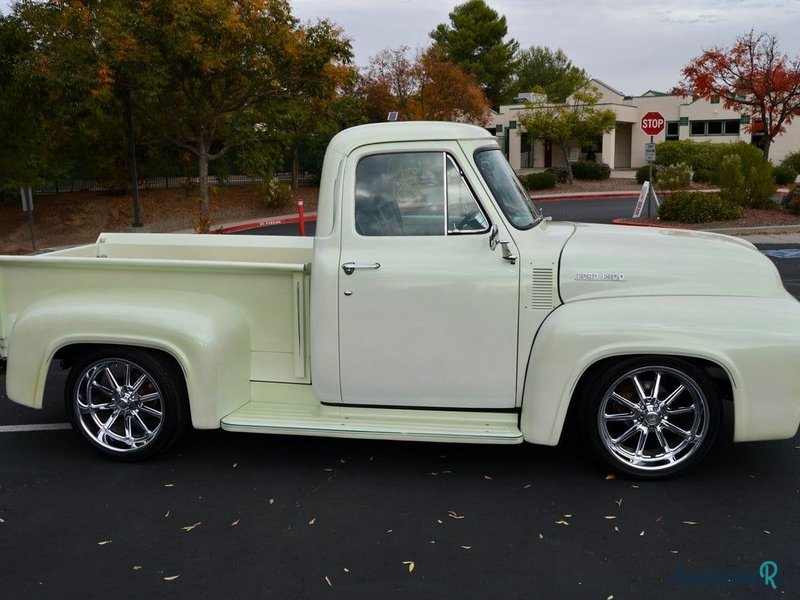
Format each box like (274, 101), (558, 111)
(0, 235), (798, 598)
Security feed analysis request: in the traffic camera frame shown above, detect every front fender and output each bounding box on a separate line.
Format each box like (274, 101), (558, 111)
(6, 290), (250, 429)
(520, 295), (800, 446)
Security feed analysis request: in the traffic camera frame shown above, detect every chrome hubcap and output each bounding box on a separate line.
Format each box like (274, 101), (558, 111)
(74, 358), (164, 453)
(598, 366), (708, 472)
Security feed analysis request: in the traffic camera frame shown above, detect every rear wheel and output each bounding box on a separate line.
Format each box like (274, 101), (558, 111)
(579, 357), (720, 479)
(65, 347), (187, 461)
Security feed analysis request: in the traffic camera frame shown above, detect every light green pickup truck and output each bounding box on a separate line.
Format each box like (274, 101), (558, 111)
(2, 121), (799, 479)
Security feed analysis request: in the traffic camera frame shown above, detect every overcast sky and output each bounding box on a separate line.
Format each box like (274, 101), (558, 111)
(2, 0), (798, 97)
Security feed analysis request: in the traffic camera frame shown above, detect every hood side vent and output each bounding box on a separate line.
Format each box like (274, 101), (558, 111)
(531, 268), (555, 310)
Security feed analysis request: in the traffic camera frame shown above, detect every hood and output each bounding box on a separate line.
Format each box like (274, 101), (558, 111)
(558, 223), (787, 302)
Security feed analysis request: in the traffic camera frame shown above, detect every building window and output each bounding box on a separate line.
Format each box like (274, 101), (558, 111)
(689, 120), (741, 136)
(666, 121), (679, 140)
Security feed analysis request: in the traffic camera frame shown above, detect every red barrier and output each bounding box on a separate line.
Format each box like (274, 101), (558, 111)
(297, 198), (305, 237)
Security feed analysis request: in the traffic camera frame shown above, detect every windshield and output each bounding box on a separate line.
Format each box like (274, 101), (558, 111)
(474, 148), (542, 230)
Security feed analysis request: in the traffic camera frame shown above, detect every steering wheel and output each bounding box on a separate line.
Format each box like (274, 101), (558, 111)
(455, 209), (484, 231)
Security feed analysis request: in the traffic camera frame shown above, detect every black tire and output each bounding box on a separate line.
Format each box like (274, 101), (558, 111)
(65, 346), (188, 461)
(579, 356), (721, 479)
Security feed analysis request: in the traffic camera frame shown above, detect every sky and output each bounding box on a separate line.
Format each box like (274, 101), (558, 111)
(2, 0), (798, 97)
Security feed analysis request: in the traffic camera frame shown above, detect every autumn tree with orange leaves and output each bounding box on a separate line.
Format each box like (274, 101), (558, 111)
(359, 47), (492, 125)
(675, 31), (800, 162)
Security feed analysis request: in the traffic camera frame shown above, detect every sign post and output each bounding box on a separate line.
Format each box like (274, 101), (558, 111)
(640, 112), (665, 219)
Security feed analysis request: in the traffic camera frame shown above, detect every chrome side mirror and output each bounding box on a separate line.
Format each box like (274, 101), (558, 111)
(489, 224), (499, 251)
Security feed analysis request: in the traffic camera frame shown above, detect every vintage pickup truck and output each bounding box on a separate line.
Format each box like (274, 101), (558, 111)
(1, 121), (799, 478)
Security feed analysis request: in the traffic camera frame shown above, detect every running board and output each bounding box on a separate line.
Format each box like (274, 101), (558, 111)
(221, 385), (522, 445)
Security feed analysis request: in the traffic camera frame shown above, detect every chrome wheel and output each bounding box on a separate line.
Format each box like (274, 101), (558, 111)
(74, 358), (164, 453)
(581, 357), (720, 478)
(66, 347), (187, 460)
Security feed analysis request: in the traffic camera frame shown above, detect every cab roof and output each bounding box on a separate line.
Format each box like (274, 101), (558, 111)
(328, 121), (495, 156)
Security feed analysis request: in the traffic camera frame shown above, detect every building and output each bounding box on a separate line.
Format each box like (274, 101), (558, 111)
(492, 79), (800, 171)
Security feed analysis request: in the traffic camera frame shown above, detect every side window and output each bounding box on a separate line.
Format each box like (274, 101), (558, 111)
(355, 152), (488, 236)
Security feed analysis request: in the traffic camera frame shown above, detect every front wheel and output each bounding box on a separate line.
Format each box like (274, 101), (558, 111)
(65, 347), (188, 461)
(579, 357), (721, 479)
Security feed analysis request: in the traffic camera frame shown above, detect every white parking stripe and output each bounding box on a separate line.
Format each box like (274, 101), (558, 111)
(0, 423), (72, 433)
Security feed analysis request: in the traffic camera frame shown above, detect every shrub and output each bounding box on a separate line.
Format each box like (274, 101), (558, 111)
(570, 160), (610, 181)
(781, 184), (800, 215)
(658, 190), (744, 223)
(258, 178), (293, 210)
(781, 151), (800, 175)
(656, 162), (691, 191)
(692, 168), (712, 183)
(655, 139), (718, 171)
(712, 143), (776, 209)
(774, 164), (797, 185)
(523, 171), (557, 190)
(635, 164), (658, 185)
(545, 167), (569, 183)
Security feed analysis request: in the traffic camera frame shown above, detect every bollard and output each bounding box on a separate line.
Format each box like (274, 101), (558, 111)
(297, 198), (305, 237)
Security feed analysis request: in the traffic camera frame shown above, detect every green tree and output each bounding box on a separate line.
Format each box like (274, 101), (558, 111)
(515, 46), (588, 102)
(430, 0), (519, 107)
(518, 85), (616, 183)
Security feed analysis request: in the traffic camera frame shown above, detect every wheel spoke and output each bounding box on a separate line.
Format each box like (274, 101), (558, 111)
(610, 392), (641, 413)
(666, 406), (696, 416)
(104, 366), (121, 391)
(652, 372), (662, 401)
(131, 373), (148, 393)
(612, 424), (640, 444)
(139, 404), (162, 419)
(663, 384), (687, 408)
(654, 426), (673, 457)
(632, 376), (649, 402)
(604, 412), (637, 422)
(134, 412), (153, 436)
(90, 381), (115, 396)
(103, 409), (122, 430)
(634, 428), (649, 460)
(662, 419), (692, 440)
(124, 414), (133, 440)
(140, 392), (160, 403)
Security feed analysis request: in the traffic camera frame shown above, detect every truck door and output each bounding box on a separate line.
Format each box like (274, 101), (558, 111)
(338, 147), (520, 409)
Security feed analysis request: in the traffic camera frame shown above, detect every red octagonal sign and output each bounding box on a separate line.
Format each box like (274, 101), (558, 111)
(641, 111), (665, 136)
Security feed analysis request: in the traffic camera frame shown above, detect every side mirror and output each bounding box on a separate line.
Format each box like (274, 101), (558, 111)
(489, 224), (499, 251)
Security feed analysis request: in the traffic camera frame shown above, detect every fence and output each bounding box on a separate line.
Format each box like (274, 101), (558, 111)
(33, 172), (316, 194)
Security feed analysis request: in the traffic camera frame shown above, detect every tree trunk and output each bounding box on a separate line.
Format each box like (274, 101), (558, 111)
(560, 141), (574, 184)
(123, 88), (143, 227)
(198, 150), (210, 227)
(292, 142), (300, 193)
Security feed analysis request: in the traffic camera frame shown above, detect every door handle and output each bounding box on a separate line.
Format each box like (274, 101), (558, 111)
(342, 262), (381, 275)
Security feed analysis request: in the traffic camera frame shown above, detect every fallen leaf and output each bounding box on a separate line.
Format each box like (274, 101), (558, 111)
(164, 484), (175, 488)
(630, 485), (640, 489)
(339, 459), (346, 464)
(232, 462), (238, 468)
(429, 472), (438, 476)
(0, 518), (5, 523)
(605, 473), (616, 480)
(442, 470), (452, 474)
(604, 516), (617, 520)
(324, 576), (332, 588)
(386, 529), (393, 533)
(615, 498), (623, 508)
(614, 526), (619, 532)
(403, 561), (415, 573)
(437, 519), (443, 524)
(764, 530), (771, 535)
(164, 511), (170, 518)
(97, 540), (112, 546)
(231, 518), (240, 527)
(163, 575), (180, 582)
(182, 522), (201, 532)
(608, 596), (614, 599)
(448, 510), (465, 520)
(343, 568), (350, 573)
(308, 517), (316, 526)
(682, 521), (698, 526)
(538, 533), (543, 539)
(323, 468), (334, 472)
(524, 484), (533, 489)
(461, 545), (472, 550)
(563, 514), (572, 518)
(670, 550), (679, 554)
(269, 499), (275, 504)
(133, 566), (142, 571)
(555, 520), (569, 526)
(483, 475), (493, 480)
(656, 516), (664, 524)
(430, 540), (436, 544)
(639, 531), (645, 536)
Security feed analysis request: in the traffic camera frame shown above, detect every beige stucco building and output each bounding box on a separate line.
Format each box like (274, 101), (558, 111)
(492, 79), (800, 171)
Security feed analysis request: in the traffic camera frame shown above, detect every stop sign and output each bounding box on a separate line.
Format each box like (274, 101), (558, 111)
(641, 112), (665, 136)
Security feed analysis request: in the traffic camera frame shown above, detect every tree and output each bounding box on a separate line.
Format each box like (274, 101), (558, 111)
(675, 30), (800, 162)
(429, 0), (518, 107)
(518, 85), (616, 183)
(515, 46), (588, 103)
(358, 47), (492, 125)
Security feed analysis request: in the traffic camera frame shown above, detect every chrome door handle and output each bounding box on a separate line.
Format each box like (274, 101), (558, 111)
(342, 262), (381, 275)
